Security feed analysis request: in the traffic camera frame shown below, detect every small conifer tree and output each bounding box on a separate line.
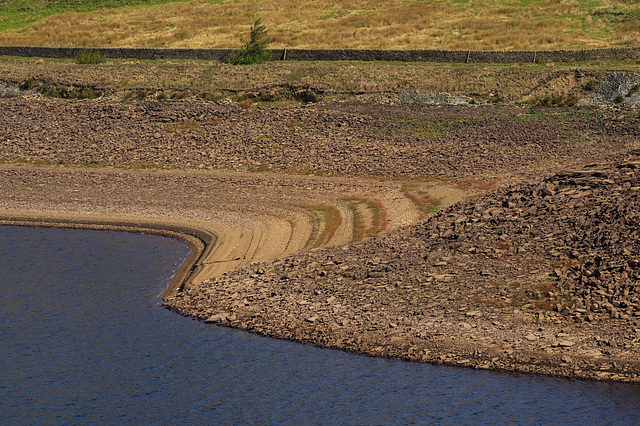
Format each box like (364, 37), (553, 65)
(228, 19), (272, 65)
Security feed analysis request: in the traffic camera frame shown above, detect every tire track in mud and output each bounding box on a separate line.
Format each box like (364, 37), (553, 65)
(0, 165), (469, 297)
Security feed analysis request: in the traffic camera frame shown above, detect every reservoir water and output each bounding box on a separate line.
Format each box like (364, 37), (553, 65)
(1, 225), (640, 424)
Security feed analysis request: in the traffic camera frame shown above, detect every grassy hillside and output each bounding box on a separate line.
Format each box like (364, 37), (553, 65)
(0, 0), (639, 50)
(0, 0), (187, 32)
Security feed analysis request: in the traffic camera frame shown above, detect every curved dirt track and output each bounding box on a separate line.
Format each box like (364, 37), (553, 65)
(0, 164), (466, 295)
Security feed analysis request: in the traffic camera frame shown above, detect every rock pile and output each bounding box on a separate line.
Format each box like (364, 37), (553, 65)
(416, 151), (640, 319)
(2, 98), (638, 181)
(0, 82), (37, 97)
(580, 72), (640, 108)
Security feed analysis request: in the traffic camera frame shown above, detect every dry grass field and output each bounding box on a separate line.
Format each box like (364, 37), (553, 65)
(0, 0), (639, 50)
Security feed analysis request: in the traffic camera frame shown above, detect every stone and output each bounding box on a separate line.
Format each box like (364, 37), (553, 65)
(433, 274), (454, 282)
(206, 313), (229, 323)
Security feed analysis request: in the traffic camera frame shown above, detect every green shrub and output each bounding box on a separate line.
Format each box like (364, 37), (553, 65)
(39, 84), (101, 99)
(75, 48), (107, 64)
(124, 89), (149, 100)
(228, 19), (272, 65)
(531, 93), (578, 108)
(21, 79), (35, 90)
(584, 80), (597, 91)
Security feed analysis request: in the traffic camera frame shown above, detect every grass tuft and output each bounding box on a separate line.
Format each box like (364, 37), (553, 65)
(74, 48), (108, 64)
(531, 93), (578, 108)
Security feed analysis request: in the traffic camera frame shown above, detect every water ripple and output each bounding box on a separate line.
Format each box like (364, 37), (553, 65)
(1, 225), (639, 425)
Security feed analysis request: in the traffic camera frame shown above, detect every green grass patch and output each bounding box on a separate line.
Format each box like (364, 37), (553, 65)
(2, 0), (640, 50)
(75, 48), (107, 64)
(0, 0), (189, 32)
(530, 93), (579, 108)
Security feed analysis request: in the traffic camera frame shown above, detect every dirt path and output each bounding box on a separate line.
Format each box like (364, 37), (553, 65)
(0, 164), (468, 294)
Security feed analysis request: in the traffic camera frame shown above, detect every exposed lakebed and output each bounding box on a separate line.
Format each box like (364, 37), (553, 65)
(1, 225), (640, 424)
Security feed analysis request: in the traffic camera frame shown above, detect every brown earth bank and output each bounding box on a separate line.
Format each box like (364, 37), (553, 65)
(2, 61), (640, 382)
(1, 56), (638, 105)
(0, 165), (435, 282)
(2, 97), (639, 182)
(169, 153), (640, 383)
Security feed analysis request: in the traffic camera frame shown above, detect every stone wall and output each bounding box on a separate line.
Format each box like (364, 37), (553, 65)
(1, 45), (639, 63)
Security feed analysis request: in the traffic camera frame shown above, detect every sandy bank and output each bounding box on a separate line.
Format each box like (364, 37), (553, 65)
(168, 154), (640, 383)
(0, 163), (440, 294)
(3, 162), (640, 383)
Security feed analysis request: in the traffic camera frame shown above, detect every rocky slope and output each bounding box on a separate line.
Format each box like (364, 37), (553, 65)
(1, 97), (638, 182)
(169, 152), (640, 382)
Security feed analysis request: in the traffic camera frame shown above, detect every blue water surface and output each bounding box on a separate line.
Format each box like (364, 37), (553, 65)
(1, 225), (639, 425)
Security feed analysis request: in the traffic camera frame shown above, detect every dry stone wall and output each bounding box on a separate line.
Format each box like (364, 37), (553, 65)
(1, 46), (639, 63)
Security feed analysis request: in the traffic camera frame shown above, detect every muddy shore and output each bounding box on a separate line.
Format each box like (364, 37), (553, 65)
(169, 154), (640, 383)
(2, 61), (640, 382)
